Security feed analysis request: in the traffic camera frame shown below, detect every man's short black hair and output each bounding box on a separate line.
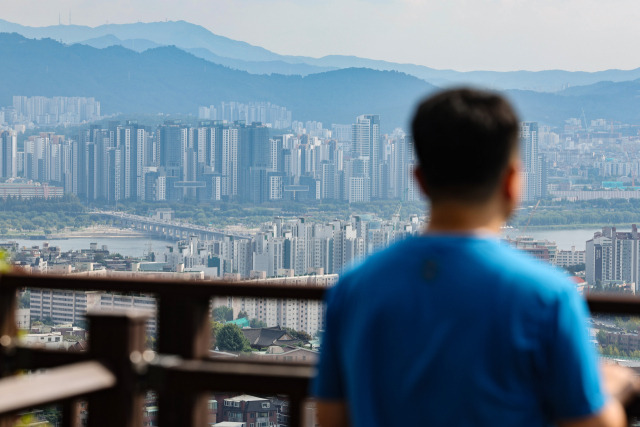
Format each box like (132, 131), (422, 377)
(411, 88), (520, 203)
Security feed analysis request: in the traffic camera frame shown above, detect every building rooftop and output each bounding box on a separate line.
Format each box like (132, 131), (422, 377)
(212, 422), (247, 427)
(225, 394), (267, 402)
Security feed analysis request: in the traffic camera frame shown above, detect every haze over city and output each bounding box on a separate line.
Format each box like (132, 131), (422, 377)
(1, 0), (639, 72)
(4, 0), (640, 426)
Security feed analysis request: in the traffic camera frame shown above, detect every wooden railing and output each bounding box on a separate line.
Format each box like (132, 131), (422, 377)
(1, 273), (640, 426)
(0, 272), (325, 427)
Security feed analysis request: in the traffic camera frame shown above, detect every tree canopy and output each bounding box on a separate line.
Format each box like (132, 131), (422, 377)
(216, 324), (251, 352)
(285, 327), (313, 342)
(250, 318), (267, 328)
(213, 306), (234, 322)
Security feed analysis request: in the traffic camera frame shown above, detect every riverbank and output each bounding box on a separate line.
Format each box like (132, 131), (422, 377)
(48, 226), (147, 239)
(0, 225), (607, 254)
(0, 233), (171, 258)
(511, 224), (613, 231)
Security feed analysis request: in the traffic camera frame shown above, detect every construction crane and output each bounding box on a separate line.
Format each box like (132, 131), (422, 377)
(581, 108), (590, 132)
(522, 200), (541, 233)
(391, 204), (402, 223)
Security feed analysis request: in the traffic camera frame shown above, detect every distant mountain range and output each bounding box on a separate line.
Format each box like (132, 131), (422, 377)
(79, 35), (339, 77)
(2, 31), (640, 128)
(0, 33), (435, 130)
(3, 19), (640, 92)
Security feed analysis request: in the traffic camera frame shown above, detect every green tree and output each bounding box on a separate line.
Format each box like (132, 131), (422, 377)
(216, 324), (251, 352)
(594, 281), (603, 292)
(563, 263), (586, 274)
(213, 306), (234, 322)
(211, 320), (223, 347)
(93, 253), (106, 265)
(146, 334), (157, 350)
(18, 290), (30, 308)
(596, 330), (607, 346)
(237, 310), (249, 320)
(42, 407), (62, 425)
(285, 327), (313, 342)
(74, 320), (88, 330)
(250, 318), (267, 328)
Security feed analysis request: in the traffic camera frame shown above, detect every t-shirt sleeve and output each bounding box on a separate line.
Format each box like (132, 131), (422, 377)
(541, 286), (606, 421)
(311, 284), (346, 400)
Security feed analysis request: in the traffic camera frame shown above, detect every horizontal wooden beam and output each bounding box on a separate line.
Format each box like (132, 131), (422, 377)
(0, 361), (116, 414)
(0, 272), (326, 300)
(148, 357), (315, 396)
(8, 346), (88, 371)
(587, 294), (640, 316)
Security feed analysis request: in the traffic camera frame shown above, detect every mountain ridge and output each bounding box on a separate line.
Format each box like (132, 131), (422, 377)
(77, 34), (338, 76)
(3, 33), (640, 128)
(4, 19), (640, 92)
(0, 33), (435, 130)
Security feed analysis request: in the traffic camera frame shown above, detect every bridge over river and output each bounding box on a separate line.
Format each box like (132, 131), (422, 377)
(92, 211), (253, 242)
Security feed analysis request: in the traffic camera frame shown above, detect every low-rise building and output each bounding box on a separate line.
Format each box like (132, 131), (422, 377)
(218, 274), (337, 337)
(221, 395), (277, 427)
(257, 346), (319, 363)
(16, 308), (30, 329)
(22, 332), (64, 349)
(555, 246), (586, 267)
(30, 289), (87, 325)
(504, 236), (557, 263)
(603, 331), (640, 354)
(0, 181), (64, 199)
(86, 291), (157, 334)
(241, 327), (299, 349)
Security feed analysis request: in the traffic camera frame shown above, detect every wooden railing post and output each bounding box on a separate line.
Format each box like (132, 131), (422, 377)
(289, 395), (303, 427)
(0, 282), (17, 427)
(157, 295), (211, 426)
(85, 312), (147, 427)
(61, 399), (82, 427)
(0, 284), (16, 337)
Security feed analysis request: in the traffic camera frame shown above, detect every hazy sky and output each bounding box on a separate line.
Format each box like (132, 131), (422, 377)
(1, 0), (639, 72)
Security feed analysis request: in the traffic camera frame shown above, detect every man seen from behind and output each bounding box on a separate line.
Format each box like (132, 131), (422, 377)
(313, 88), (638, 427)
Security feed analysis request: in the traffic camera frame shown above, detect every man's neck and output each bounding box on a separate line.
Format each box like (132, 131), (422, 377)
(426, 202), (506, 236)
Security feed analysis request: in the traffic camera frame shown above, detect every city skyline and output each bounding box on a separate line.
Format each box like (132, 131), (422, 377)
(1, 1), (639, 72)
(2, 112), (422, 205)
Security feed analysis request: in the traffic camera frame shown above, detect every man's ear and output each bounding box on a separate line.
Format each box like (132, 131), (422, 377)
(503, 159), (521, 211)
(413, 167), (429, 198)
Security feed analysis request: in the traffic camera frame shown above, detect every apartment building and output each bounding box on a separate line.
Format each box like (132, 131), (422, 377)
(30, 289), (87, 325)
(554, 246), (586, 267)
(221, 395), (277, 427)
(586, 225), (640, 287)
(222, 274), (338, 337)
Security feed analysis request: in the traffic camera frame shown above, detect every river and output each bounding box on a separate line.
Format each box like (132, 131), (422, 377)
(0, 227), (613, 257)
(501, 228), (602, 251)
(1, 236), (172, 258)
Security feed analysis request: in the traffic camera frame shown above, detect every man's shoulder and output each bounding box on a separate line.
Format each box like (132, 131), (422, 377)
(339, 237), (422, 282)
(494, 242), (575, 293)
(336, 235), (575, 302)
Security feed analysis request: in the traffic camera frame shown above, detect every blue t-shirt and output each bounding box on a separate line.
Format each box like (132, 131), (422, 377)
(313, 235), (605, 426)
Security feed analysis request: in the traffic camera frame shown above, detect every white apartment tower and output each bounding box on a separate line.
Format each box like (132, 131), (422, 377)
(586, 226), (640, 289)
(0, 130), (17, 178)
(352, 114), (381, 199)
(520, 122), (546, 202)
